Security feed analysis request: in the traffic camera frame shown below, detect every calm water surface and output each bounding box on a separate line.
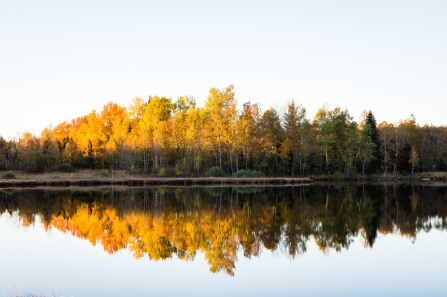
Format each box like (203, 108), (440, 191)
(0, 185), (446, 296)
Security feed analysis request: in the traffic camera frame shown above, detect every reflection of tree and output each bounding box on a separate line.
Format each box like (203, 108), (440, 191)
(359, 195), (380, 247)
(0, 185), (446, 276)
(282, 196), (312, 257)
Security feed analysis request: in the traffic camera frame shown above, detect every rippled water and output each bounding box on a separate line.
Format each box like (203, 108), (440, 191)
(0, 185), (446, 296)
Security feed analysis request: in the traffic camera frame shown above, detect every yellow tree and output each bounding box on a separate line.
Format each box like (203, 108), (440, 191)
(409, 147), (419, 174)
(100, 102), (129, 169)
(137, 96), (173, 173)
(184, 106), (208, 175)
(78, 111), (107, 160)
(237, 102), (261, 171)
(170, 96), (196, 175)
(50, 121), (71, 164)
(204, 85), (237, 170)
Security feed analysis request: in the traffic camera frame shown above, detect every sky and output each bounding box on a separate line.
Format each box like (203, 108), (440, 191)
(1, 0), (446, 140)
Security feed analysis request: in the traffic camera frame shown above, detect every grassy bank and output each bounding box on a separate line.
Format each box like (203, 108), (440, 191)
(0, 169), (134, 180)
(0, 170), (312, 188)
(310, 171), (447, 182)
(1, 169), (446, 188)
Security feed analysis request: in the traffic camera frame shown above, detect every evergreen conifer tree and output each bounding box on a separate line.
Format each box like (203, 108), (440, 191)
(364, 111), (382, 173)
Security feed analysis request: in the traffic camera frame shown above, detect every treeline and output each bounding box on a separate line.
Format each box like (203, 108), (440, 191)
(1, 185), (446, 275)
(1, 85), (446, 175)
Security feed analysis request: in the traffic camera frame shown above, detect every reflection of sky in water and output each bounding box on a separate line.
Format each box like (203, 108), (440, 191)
(0, 213), (446, 297)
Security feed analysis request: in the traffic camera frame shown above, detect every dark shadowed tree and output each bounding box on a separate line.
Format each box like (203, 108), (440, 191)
(364, 111), (381, 173)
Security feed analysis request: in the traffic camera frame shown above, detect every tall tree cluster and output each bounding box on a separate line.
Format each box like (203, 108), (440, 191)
(1, 85), (446, 175)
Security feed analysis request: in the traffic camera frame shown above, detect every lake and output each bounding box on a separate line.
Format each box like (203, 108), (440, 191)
(0, 184), (446, 296)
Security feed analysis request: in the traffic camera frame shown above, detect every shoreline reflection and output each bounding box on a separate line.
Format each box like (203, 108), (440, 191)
(1, 185), (446, 275)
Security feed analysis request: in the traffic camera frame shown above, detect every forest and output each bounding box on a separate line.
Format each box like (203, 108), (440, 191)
(1, 85), (446, 176)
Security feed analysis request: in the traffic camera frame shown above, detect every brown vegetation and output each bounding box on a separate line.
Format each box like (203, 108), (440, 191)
(0, 170), (311, 188)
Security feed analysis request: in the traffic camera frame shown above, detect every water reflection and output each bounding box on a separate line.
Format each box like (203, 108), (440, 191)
(0, 185), (446, 275)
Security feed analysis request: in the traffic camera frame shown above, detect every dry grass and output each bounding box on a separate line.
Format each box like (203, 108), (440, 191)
(414, 171), (447, 178)
(371, 171), (447, 180)
(1, 169), (446, 184)
(310, 171), (447, 181)
(0, 173), (312, 188)
(2, 169), (137, 180)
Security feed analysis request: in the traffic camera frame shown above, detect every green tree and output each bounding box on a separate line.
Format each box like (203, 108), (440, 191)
(259, 108), (283, 174)
(0, 137), (9, 170)
(364, 111), (381, 172)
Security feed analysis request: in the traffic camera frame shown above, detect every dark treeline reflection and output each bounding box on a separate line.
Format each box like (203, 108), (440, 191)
(1, 185), (446, 275)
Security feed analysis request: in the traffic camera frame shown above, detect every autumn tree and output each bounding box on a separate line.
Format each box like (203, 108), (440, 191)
(237, 102), (261, 171)
(281, 101), (306, 175)
(259, 108), (283, 174)
(204, 85), (237, 171)
(3, 85), (446, 176)
(136, 96), (173, 173)
(409, 147), (419, 174)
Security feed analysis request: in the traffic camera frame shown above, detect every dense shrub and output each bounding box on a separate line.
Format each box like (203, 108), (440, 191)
(205, 166), (226, 177)
(1, 171), (16, 179)
(331, 171), (345, 181)
(233, 169), (265, 178)
(100, 169), (111, 178)
(72, 157), (96, 169)
(158, 168), (167, 177)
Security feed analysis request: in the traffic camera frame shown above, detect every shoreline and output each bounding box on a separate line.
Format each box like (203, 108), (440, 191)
(1, 170), (446, 188)
(310, 172), (447, 182)
(0, 177), (312, 188)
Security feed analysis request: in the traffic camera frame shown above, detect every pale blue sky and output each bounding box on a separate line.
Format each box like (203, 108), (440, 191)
(1, 0), (446, 139)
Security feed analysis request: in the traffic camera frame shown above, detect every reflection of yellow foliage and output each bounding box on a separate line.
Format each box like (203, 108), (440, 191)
(46, 202), (243, 274)
(360, 229), (370, 249)
(410, 193), (419, 213)
(7, 186), (445, 276)
(20, 214), (34, 227)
